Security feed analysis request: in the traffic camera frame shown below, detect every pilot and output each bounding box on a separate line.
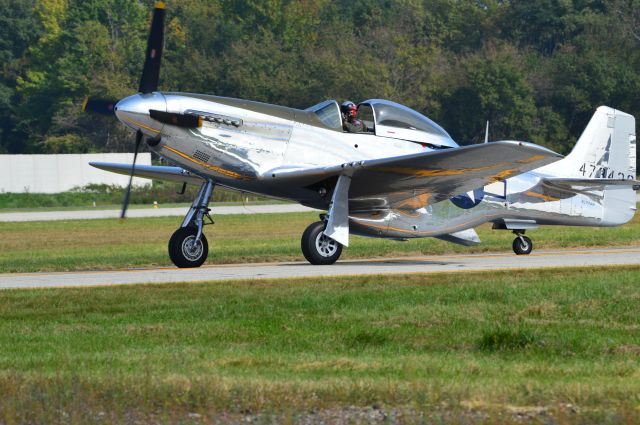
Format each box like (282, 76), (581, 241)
(341, 101), (368, 133)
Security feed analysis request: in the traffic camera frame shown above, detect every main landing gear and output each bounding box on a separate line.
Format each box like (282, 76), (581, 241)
(512, 231), (533, 255)
(301, 220), (343, 265)
(168, 180), (214, 268)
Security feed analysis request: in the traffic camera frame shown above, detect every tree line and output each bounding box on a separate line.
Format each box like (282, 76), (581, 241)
(1, 0), (639, 156)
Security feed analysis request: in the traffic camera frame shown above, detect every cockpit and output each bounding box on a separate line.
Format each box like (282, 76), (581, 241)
(304, 99), (458, 148)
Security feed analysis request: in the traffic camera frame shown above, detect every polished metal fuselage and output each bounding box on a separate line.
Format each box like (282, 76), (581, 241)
(115, 92), (636, 241)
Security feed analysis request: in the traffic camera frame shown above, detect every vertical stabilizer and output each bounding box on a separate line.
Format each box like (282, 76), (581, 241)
(560, 106), (636, 225)
(561, 106), (636, 180)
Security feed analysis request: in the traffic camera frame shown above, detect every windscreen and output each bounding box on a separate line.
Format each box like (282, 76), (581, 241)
(305, 100), (342, 130)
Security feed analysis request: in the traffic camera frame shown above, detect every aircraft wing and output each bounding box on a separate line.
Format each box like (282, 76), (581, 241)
(89, 162), (204, 185)
(268, 141), (562, 208)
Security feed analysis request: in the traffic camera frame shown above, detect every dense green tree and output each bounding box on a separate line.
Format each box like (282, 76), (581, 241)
(0, 0), (41, 153)
(0, 0), (637, 160)
(440, 44), (538, 145)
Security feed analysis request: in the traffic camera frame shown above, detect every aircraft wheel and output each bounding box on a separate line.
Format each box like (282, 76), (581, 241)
(301, 221), (343, 265)
(512, 235), (533, 255)
(168, 227), (209, 268)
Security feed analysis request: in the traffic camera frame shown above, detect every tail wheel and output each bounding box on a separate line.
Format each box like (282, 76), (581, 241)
(301, 221), (343, 265)
(169, 227), (209, 268)
(512, 235), (533, 255)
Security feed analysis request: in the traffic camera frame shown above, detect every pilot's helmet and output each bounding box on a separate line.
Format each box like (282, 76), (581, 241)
(340, 101), (357, 118)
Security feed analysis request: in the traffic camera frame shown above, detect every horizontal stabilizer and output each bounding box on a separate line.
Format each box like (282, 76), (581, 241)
(542, 177), (640, 194)
(89, 162), (204, 185)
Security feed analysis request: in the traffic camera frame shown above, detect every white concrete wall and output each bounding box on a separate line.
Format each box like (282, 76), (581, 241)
(0, 153), (152, 193)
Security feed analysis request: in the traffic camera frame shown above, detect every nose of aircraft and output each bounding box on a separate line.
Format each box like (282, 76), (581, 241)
(114, 92), (167, 138)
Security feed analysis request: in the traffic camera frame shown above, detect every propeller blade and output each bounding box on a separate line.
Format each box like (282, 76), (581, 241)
(82, 97), (117, 115)
(149, 109), (202, 128)
(120, 130), (143, 222)
(138, 2), (166, 93)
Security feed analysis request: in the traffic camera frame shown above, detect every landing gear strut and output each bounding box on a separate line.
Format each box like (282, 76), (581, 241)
(301, 173), (350, 265)
(168, 180), (214, 268)
(301, 221), (343, 265)
(512, 231), (533, 255)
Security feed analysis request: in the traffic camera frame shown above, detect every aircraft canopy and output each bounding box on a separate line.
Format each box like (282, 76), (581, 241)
(360, 99), (458, 148)
(304, 98), (458, 149)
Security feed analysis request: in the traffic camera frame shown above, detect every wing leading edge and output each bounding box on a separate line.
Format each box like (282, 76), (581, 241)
(89, 162), (204, 186)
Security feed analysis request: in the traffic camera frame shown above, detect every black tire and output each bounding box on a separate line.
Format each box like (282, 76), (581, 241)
(512, 235), (533, 255)
(168, 227), (209, 268)
(301, 221), (343, 265)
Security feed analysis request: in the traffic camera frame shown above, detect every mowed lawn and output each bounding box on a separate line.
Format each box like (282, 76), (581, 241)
(1, 209), (639, 272)
(0, 268), (639, 423)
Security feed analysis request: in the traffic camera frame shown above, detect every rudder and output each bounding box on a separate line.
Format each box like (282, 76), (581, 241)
(542, 106), (637, 226)
(562, 106), (636, 180)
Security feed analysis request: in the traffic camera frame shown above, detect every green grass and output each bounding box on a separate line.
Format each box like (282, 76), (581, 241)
(0, 267), (639, 423)
(0, 200), (287, 213)
(0, 202), (194, 212)
(0, 183), (269, 210)
(0, 210), (639, 273)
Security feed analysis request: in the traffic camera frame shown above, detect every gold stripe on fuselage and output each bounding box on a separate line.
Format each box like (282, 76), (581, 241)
(122, 117), (162, 135)
(162, 145), (252, 180)
(523, 190), (561, 202)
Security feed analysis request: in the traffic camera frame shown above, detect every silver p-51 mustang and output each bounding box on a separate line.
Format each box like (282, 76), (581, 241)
(86, 3), (638, 267)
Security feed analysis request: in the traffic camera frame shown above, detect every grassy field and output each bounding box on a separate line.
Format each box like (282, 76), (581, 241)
(0, 210), (639, 273)
(0, 200), (288, 213)
(0, 267), (638, 424)
(0, 184), (268, 210)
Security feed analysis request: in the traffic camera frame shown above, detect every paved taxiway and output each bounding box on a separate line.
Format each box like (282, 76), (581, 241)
(0, 247), (638, 289)
(0, 204), (315, 222)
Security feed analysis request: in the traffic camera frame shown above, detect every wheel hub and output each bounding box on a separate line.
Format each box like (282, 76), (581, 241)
(315, 232), (338, 257)
(182, 236), (203, 261)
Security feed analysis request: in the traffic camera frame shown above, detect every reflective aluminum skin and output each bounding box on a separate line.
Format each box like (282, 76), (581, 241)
(103, 93), (637, 253)
(89, 1), (637, 266)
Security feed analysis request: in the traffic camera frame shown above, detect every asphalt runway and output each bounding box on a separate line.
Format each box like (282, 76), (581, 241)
(0, 204), (315, 222)
(0, 247), (638, 290)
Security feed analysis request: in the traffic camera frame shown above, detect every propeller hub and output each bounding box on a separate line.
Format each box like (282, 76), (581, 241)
(114, 92), (167, 138)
